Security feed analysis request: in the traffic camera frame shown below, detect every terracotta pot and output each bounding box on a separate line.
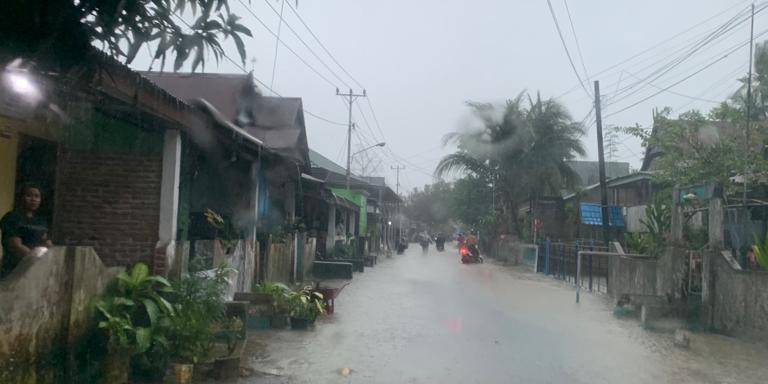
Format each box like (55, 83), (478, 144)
(174, 363), (194, 384)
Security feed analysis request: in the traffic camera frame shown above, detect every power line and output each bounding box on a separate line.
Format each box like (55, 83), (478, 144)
(607, 5), (758, 105)
(622, 71), (723, 103)
(605, 27), (768, 118)
(261, 0), (353, 89)
(365, 98), (389, 144)
(673, 65), (745, 112)
(237, 0), (340, 89)
(555, 1), (752, 100)
(174, 11), (349, 127)
(546, 0), (592, 99)
(269, 0), (287, 93)
(284, 0), (366, 90)
(562, 0), (590, 85)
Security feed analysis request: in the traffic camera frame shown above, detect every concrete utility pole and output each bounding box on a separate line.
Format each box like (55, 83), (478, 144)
(337, 88), (367, 189)
(745, 2), (755, 204)
(391, 165), (405, 240)
(391, 165), (405, 195)
(594, 80), (610, 247)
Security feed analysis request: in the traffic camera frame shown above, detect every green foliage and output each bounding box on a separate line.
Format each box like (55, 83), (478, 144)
(253, 281), (292, 314)
(404, 181), (454, 230)
(96, 263), (174, 355)
(435, 92), (585, 236)
(625, 232), (655, 255)
(286, 287), (325, 320)
(330, 242), (354, 258)
(168, 265), (233, 364)
(4, 0), (253, 71)
(752, 230), (768, 269)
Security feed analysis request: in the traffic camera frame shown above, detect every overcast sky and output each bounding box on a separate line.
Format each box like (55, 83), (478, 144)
(133, 0), (758, 193)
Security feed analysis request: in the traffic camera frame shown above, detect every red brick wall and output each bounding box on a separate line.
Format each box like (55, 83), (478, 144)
(54, 149), (162, 268)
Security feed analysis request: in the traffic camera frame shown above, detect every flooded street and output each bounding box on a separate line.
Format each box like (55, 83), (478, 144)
(234, 245), (768, 384)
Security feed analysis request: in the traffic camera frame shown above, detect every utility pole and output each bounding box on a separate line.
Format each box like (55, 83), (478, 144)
(337, 88), (367, 189)
(594, 81), (611, 247)
(745, 2), (755, 204)
(391, 165), (405, 195)
(391, 165), (405, 240)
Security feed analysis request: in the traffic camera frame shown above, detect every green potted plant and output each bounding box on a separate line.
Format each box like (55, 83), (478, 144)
(168, 265), (232, 383)
(254, 282), (292, 328)
(96, 263), (175, 383)
(287, 287), (325, 330)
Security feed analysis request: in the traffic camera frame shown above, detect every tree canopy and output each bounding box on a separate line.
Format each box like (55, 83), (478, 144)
(2, 0), (253, 71)
(434, 92), (585, 236)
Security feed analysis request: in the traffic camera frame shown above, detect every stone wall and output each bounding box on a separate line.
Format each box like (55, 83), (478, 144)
(55, 149), (162, 269)
(711, 251), (768, 340)
(0, 247), (121, 383)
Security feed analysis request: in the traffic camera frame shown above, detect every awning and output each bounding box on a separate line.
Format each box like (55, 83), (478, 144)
(329, 192), (359, 211)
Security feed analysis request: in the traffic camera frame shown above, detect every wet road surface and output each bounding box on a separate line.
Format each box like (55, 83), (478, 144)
(233, 245), (768, 384)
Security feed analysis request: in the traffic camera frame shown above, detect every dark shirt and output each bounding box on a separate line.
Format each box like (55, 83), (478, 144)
(0, 210), (49, 277)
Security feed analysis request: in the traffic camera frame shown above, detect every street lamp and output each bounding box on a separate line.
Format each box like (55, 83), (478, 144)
(346, 142), (386, 189)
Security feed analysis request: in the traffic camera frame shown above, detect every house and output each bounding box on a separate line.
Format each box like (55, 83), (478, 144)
(142, 72), (315, 283)
(308, 149), (367, 258)
(0, 50), (287, 382)
(567, 160), (631, 187)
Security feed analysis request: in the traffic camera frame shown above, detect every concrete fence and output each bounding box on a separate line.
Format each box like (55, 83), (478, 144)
(0, 247), (122, 384)
(606, 254), (659, 298)
(709, 250), (768, 340)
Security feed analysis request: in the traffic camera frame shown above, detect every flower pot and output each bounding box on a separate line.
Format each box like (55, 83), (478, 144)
(174, 363), (194, 384)
(102, 348), (130, 384)
(289, 317), (312, 330)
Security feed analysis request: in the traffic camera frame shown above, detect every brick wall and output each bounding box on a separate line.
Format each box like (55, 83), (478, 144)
(55, 149), (162, 268)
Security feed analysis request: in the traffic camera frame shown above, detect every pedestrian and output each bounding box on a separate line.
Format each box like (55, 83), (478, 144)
(0, 182), (53, 277)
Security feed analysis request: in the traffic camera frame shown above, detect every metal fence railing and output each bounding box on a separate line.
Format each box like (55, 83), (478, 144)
(537, 240), (610, 294)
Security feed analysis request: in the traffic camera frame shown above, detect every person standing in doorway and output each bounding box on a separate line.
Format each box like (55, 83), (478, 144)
(0, 182), (53, 277)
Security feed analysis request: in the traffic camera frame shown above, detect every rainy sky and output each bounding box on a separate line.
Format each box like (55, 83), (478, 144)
(131, 0), (754, 192)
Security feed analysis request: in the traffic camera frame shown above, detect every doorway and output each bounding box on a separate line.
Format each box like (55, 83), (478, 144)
(15, 135), (58, 219)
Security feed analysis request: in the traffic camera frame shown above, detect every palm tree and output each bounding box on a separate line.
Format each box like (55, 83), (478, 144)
(435, 92), (585, 237)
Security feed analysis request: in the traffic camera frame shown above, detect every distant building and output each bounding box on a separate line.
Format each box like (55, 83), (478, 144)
(567, 161), (631, 187)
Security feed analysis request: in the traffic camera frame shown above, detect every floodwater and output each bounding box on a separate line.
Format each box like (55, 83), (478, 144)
(227, 245), (768, 384)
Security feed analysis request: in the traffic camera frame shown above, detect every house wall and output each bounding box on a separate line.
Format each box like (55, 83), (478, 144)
(0, 122), (18, 214)
(0, 247), (121, 384)
(55, 149), (163, 268)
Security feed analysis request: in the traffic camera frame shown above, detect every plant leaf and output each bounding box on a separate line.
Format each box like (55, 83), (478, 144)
(135, 327), (152, 353)
(142, 298), (159, 326)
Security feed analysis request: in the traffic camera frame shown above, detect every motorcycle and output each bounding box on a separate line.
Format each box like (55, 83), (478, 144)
(459, 244), (483, 264)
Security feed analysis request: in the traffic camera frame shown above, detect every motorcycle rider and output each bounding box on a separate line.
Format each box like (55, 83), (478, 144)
(435, 233), (445, 251)
(466, 231), (480, 259)
(418, 231), (431, 253)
